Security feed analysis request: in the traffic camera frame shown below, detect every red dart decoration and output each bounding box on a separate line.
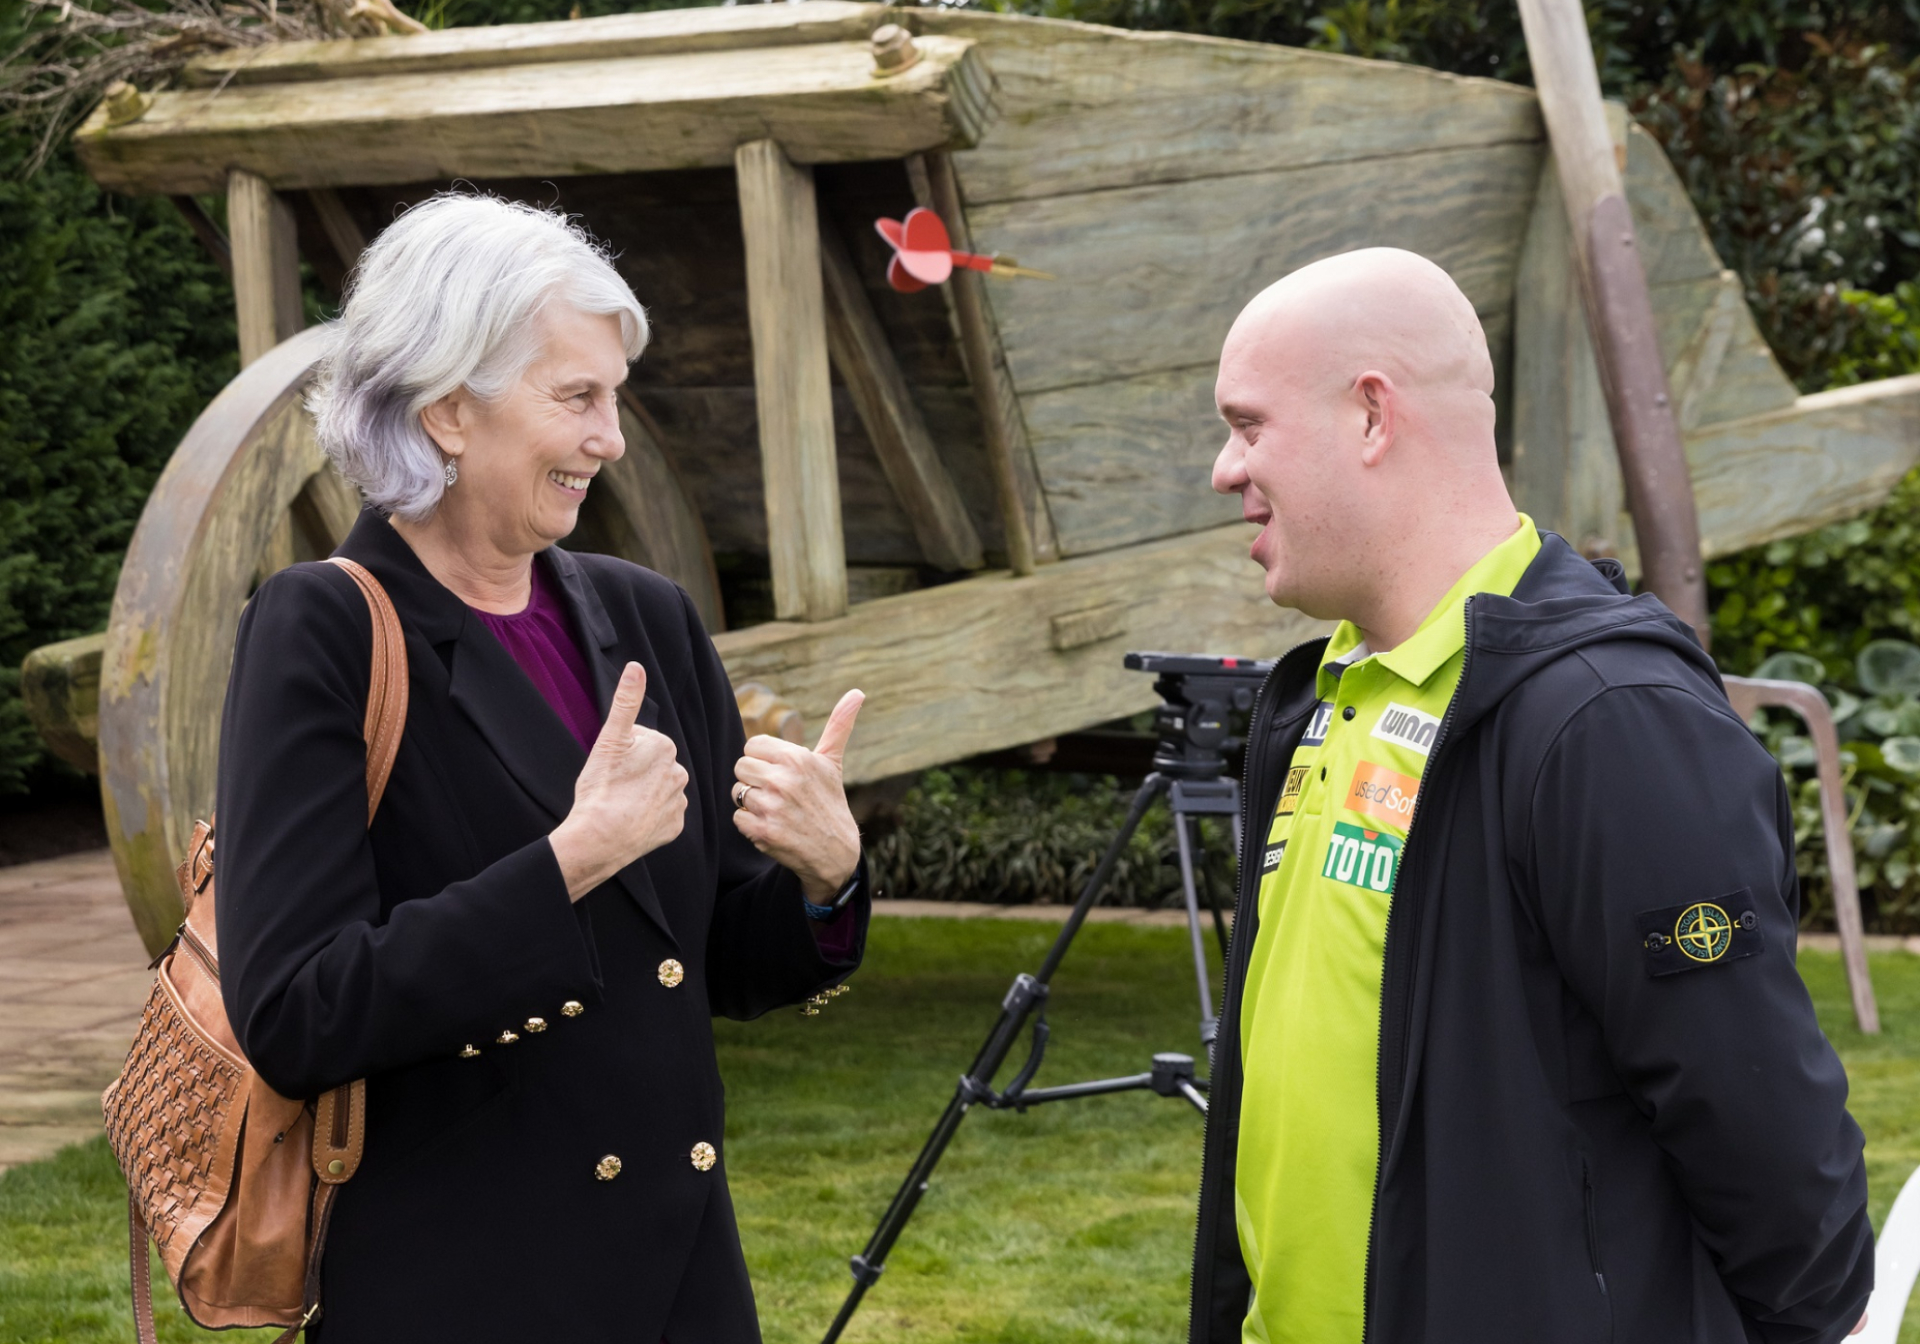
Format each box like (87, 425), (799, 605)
(874, 207), (1054, 293)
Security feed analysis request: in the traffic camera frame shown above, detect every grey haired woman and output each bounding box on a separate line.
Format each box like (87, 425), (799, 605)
(213, 192), (869, 1342)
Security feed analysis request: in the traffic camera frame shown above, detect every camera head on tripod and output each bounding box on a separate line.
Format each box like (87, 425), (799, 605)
(1124, 651), (1275, 778)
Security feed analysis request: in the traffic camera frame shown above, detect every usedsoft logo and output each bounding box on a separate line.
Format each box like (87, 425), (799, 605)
(1370, 701), (1440, 756)
(1347, 760), (1419, 828)
(1321, 821), (1401, 893)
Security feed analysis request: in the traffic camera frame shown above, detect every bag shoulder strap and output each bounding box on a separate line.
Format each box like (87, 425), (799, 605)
(324, 557), (409, 821)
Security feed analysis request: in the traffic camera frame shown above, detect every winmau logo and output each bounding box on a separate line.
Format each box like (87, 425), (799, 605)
(1322, 821), (1400, 893)
(1370, 702), (1441, 756)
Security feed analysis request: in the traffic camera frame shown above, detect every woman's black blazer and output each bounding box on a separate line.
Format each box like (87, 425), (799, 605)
(213, 509), (867, 1341)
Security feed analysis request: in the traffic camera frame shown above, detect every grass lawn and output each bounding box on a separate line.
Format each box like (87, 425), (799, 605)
(0, 920), (1915, 1343)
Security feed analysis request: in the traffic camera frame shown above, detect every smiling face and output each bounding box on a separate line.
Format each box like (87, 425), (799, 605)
(426, 306), (631, 560)
(1212, 316), (1366, 619)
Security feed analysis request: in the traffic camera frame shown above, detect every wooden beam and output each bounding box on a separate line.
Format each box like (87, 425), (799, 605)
(307, 187), (367, 275)
(818, 217), (985, 573)
(21, 633), (104, 776)
(227, 169), (303, 366)
(182, 1), (886, 86)
(921, 150), (1051, 573)
(1518, 0), (1708, 639)
(76, 38), (998, 196)
(712, 522), (1328, 785)
(736, 139), (847, 623)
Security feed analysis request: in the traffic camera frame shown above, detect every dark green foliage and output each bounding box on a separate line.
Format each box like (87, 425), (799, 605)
(0, 132), (236, 795)
(993, 0), (1920, 93)
(1709, 456), (1920, 934)
(1633, 41), (1920, 387)
(868, 768), (1237, 908)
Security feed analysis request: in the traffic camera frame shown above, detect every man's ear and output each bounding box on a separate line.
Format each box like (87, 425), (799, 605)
(419, 389), (470, 461)
(1354, 371), (1396, 468)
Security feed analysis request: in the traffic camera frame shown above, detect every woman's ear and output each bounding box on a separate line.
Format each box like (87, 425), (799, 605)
(419, 388), (471, 460)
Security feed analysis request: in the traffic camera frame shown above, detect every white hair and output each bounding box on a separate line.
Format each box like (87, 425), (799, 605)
(307, 192), (649, 522)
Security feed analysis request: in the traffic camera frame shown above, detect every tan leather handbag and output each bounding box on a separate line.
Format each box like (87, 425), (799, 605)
(103, 557), (407, 1344)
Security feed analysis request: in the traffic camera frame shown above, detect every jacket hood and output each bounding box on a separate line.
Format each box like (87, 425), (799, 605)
(1446, 531), (1720, 738)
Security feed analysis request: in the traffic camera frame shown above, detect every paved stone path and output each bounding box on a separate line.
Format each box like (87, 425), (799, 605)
(3, 849), (1915, 1175)
(0, 850), (151, 1172)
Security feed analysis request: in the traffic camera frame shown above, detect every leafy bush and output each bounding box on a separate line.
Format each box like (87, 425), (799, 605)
(1632, 39), (1920, 388)
(868, 768), (1237, 909)
(0, 131), (236, 797)
(1739, 640), (1920, 933)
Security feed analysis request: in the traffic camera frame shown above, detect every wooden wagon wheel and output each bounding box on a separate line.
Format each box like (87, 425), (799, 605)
(99, 331), (728, 955)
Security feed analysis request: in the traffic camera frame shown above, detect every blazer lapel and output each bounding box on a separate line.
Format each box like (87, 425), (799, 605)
(542, 547), (675, 944)
(338, 514), (675, 946)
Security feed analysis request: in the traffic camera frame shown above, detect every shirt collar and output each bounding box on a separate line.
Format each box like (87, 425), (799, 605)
(1316, 514), (1541, 694)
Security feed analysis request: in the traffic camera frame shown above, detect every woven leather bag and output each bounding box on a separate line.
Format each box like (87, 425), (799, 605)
(103, 557), (407, 1344)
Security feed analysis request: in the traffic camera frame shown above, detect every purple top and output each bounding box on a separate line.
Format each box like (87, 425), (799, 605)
(471, 561), (601, 752)
(471, 559), (854, 956)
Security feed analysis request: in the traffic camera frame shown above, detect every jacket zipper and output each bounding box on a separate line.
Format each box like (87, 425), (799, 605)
(1583, 1160), (1607, 1296)
(1359, 595), (1477, 1344)
(1188, 637), (1321, 1344)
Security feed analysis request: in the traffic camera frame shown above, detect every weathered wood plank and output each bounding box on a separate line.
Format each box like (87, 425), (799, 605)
(919, 10), (1542, 204)
(926, 151), (1037, 574)
(184, 1), (886, 86)
(227, 169), (303, 366)
(968, 141), (1542, 396)
(819, 217), (985, 572)
(736, 140), (847, 622)
(76, 37), (998, 196)
(21, 633), (104, 776)
(712, 521), (1328, 785)
(1622, 121), (1726, 290)
(909, 154), (1060, 565)
(1510, 152), (1623, 552)
(1688, 376), (1920, 559)
(1021, 365), (1237, 555)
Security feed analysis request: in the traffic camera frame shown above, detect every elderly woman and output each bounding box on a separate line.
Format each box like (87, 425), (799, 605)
(213, 193), (868, 1342)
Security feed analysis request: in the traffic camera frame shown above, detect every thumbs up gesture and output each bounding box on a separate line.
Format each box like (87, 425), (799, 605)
(550, 662), (690, 902)
(732, 689), (865, 901)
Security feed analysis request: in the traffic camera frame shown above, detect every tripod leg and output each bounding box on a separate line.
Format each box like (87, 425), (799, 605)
(1200, 830), (1231, 962)
(1172, 811), (1219, 1045)
(822, 778), (1171, 1343)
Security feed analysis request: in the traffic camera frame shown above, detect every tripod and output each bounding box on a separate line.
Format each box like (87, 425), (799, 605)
(819, 652), (1268, 1344)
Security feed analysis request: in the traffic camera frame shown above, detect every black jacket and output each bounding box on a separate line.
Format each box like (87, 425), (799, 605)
(1189, 534), (1872, 1344)
(215, 510), (866, 1342)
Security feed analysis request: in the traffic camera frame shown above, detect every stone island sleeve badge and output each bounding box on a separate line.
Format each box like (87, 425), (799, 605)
(1636, 892), (1765, 978)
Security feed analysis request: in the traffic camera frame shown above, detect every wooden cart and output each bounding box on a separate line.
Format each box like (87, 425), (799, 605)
(26, 0), (1920, 952)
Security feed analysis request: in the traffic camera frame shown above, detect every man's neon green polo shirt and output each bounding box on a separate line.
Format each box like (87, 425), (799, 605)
(1234, 516), (1541, 1344)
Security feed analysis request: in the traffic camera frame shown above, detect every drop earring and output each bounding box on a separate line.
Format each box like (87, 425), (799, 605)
(443, 458), (459, 488)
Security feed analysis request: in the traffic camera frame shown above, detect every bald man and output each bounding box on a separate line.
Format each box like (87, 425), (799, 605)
(1188, 249), (1873, 1344)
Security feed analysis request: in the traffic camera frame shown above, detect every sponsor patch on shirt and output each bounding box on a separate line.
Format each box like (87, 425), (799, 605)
(1371, 701), (1441, 757)
(1277, 767), (1309, 817)
(1261, 840), (1288, 872)
(1347, 761), (1419, 829)
(1301, 701), (1334, 748)
(1321, 821), (1401, 893)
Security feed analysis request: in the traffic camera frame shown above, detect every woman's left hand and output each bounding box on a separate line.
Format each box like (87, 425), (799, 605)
(732, 690), (864, 901)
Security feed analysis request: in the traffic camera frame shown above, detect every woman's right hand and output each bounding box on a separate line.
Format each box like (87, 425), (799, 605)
(550, 662), (688, 901)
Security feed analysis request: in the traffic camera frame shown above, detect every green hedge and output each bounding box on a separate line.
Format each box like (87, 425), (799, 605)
(868, 768), (1237, 908)
(0, 132), (236, 797)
